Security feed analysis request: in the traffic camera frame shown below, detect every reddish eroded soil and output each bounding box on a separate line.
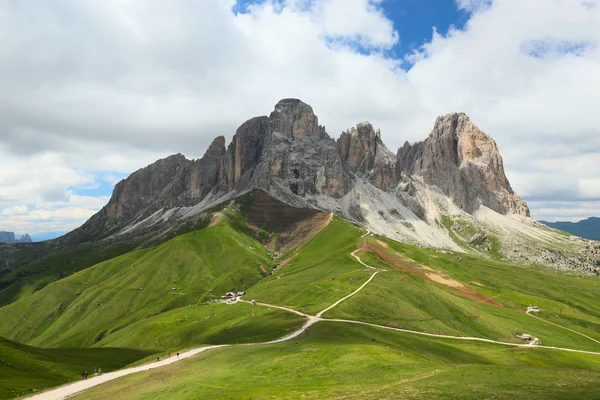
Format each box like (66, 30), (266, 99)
(247, 191), (332, 253)
(365, 240), (502, 307)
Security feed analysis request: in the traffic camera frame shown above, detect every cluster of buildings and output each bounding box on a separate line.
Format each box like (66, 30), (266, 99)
(221, 291), (245, 303)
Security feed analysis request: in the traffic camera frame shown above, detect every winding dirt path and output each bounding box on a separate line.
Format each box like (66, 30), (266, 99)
(526, 310), (600, 346)
(316, 270), (381, 318)
(320, 318), (600, 356)
(24, 228), (600, 399)
(25, 345), (229, 400)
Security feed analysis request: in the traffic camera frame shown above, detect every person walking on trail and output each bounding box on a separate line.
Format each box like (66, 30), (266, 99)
(81, 372), (85, 380)
(177, 352), (180, 358)
(168, 352), (171, 357)
(157, 356), (160, 362)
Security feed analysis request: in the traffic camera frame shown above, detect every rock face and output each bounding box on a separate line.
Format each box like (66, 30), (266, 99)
(0, 232), (32, 243)
(396, 113), (530, 216)
(338, 122), (397, 189)
(0, 232), (16, 243)
(70, 100), (529, 242)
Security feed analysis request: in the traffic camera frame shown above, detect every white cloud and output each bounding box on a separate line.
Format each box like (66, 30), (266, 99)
(456, 0), (492, 12)
(0, 0), (599, 233)
(1, 206), (29, 216)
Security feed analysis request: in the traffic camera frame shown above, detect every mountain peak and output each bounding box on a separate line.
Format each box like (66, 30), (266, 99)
(397, 113), (529, 216)
(270, 98), (322, 139)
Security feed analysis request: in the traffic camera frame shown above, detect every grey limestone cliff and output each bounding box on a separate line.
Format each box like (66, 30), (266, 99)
(396, 113), (530, 216)
(69, 100), (530, 242)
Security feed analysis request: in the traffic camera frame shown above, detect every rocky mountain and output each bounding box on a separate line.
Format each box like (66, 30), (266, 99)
(397, 113), (530, 216)
(541, 217), (600, 241)
(0, 232), (32, 244)
(64, 99), (598, 274)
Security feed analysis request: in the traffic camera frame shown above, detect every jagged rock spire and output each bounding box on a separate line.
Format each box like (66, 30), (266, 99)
(396, 112), (530, 216)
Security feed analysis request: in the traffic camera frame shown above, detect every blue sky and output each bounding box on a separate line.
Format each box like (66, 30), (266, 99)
(235, 0), (471, 58)
(382, 0), (470, 56)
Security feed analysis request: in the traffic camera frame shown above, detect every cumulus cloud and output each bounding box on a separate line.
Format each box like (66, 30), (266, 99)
(0, 0), (598, 233)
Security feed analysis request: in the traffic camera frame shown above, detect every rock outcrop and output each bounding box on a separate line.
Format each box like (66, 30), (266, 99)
(396, 113), (530, 216)
(338, 122), (397, 189)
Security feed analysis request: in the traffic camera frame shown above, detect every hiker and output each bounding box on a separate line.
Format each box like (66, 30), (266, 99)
(372, 337), (376, 344)
(168, 352), (171, 357)
(157, 356), (160, 362)
(177, 352), (180, 358)
(81, 372), (85, 380)
(84, 371), (88, 379)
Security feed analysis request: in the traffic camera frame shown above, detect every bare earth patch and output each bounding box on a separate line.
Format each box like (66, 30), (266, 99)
(366, 239), (502, 307)
(209, 213), (223, 227)
(376, 239), (388, 249)
(425, 273), (465, 289)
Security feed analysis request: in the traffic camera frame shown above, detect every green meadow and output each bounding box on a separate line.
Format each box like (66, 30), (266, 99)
(1, 203), (600, 399)
(71, 322), (600, 400)
(0, 337), (152, 400)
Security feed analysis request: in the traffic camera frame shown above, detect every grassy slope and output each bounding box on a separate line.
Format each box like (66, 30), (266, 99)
(0, 219), (275, 347)
(244, 218), (370, 315)
(0, 337), (152, 400)
(97, 302), (305, 351)
(72, 322), (600, 400)
(0, 241), (136, 308)
(3, 208), (600, 399)
(327, 236), (600, 351)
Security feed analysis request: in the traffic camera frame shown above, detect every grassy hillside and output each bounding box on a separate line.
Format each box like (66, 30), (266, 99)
(96, 302), (305, 350)
(244, 218), (371, 314)
(0, 218), (276, 347)
(2, 203), (600, 399)
(0, 241), (136, 308)
(0, 337), (151, 400)
(71, 322), (600, 400)
(326, 236), (600, 351)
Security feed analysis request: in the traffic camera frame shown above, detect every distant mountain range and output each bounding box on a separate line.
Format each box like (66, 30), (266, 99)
(0, 232), (32, 244)
(540, 218), (600, 241)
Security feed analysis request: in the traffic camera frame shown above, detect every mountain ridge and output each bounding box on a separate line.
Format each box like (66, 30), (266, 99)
(70, 99), (527, 238)
(56, 98), (598, 275)
(541, 217), (600, 241)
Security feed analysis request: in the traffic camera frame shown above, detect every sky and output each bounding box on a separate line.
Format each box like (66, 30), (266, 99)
(0, 0), (599, 237)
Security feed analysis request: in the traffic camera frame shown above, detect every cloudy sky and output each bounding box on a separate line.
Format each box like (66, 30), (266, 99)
(1, 0), (599, 238)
